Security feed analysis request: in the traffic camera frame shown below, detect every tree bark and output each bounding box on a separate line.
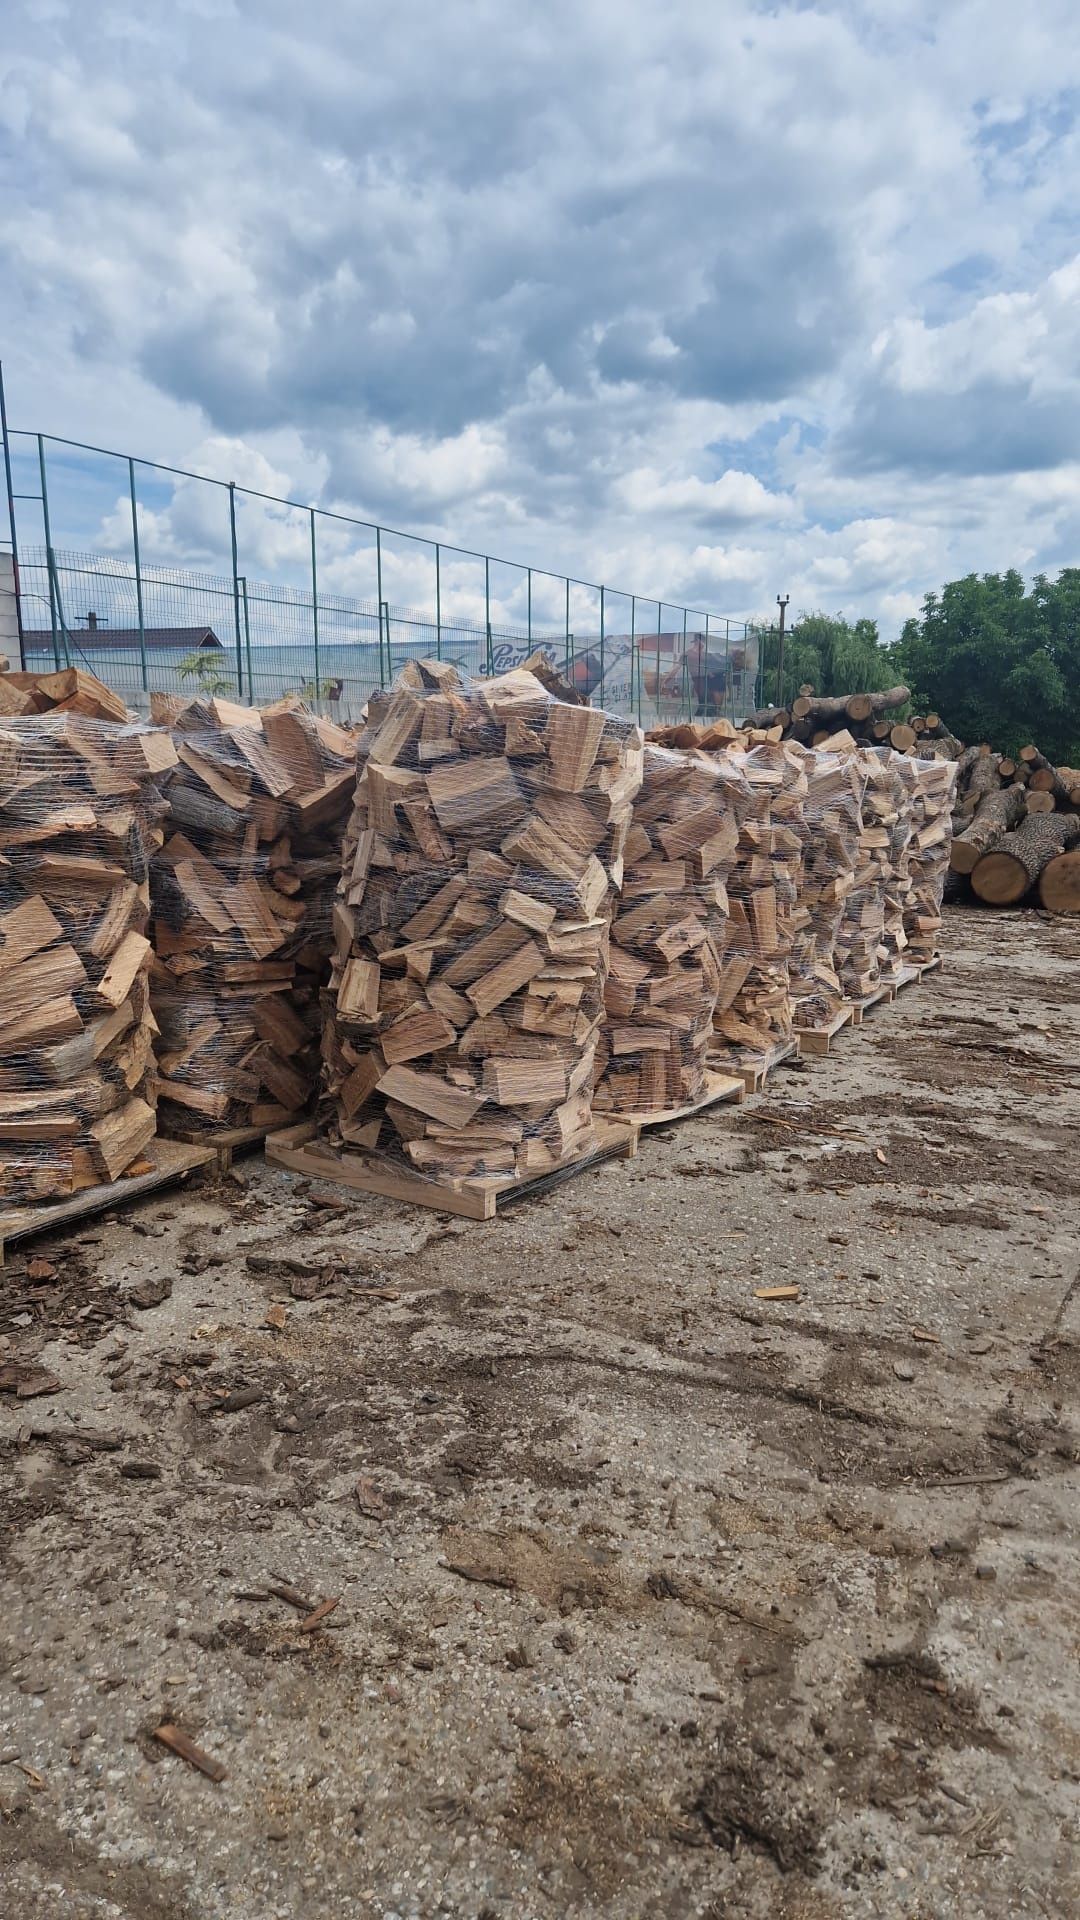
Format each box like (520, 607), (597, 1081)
(950, 784), (1027, 874)
(971, 814), (1080, 905)
(789, 685), (909, 727)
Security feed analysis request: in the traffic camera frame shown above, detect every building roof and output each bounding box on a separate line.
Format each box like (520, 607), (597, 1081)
(21, 626), (224, 652)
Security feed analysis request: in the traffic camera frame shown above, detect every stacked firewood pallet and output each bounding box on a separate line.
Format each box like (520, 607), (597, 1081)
(950, 744), (1080, 911)
(829, 749), (912, 1001)
(708, 743), (807, 1064)
(592, 745), (750, 1116)
(148, 693), (356, 1137)
(902, 756), (958, 962)
(321, 663), (643, 1191)
(0, 705), (174, 1202)
(789, 751), (868, 1030)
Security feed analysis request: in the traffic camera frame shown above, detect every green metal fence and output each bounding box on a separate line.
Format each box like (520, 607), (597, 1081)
(2, 402), (763, 726)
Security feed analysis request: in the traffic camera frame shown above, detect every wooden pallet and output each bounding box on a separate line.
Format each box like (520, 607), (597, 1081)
(715, 1039), (799, 1096)
(265, 1118), (640, 1221)
(0, 1140), (215, 1266)
(794, 1004), (855, 1058)
(162, 1121), (291, 1175)
(892, 963), (921, 993)
(613, 1066), (745, 1131)
(849, 981), (896, 1026)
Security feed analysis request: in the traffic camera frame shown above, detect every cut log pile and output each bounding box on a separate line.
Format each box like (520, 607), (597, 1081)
(738, 685), (960, 757)
(592, 746), (750, 1116)
(321, 663), (644, 1190)
(148, 693), (356, 1137)
(0, 708), (173, 1201)
(708, 744), (807, 1062)
(789, 750), (868, 1029)
(950, 742), (1080, 910)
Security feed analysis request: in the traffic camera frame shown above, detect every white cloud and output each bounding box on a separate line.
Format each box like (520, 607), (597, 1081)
(4, 0), (1080, 637)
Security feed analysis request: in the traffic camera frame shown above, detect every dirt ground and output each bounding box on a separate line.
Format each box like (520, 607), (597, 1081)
(1, 903), (1078, 1920)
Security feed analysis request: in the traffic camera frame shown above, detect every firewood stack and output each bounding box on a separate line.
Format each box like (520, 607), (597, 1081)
(148, 694), (356, 1137)
(789, 750), (868, 1029)
(321, 663), (644, 1191)
(901, 756), (957, 963)
(832, 750), (911, 999)
(0, 709), (175, 1203)
(592, 745), (750, 1116)
(709, 743), (808, 1061)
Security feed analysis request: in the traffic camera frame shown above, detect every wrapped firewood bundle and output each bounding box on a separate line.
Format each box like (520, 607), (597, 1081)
(148, 694), (356, 1137)
(709, 742), (808, 1060)
(592, 745), (751, 1117)
(874, 749), (918, 979)
(833, 748), (913, 999)
(789, 750), (869, 1028)
(902, 756), (957, 963)
(0, 710), (176, 1202)
(321, 662), (644, 1192)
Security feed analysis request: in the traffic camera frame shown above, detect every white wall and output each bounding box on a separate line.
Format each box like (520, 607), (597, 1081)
(0, 550), (17, 667)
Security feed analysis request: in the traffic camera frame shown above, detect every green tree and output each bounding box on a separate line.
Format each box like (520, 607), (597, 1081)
(889, 569), (1080, 763)
(758, 611), (895, 710)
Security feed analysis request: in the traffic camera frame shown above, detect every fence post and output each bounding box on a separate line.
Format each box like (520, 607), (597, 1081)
(0, 361), (25, 669)
(630, 593), (639, 727)
(435, 542), (442, 660)
(564, 579), (570, 679)
(228, 483), (243, 698)
(37, 435), (61, 668)
(527, 567), (532, 646)
(375, 525), (383, 661)
(656, 602), (662, 722)
(379, 600), (390, 686)
(309, 509), (320, 699)
(484, 555), (490, 664)
(241, 577), (254, 702)
(128, 459), (149, 694)
(599, 584), (605, 703)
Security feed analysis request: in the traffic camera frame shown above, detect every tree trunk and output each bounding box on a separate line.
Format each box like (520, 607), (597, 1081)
(950, 784), (1027, 874)
(1039, 849), (1080, 914)
(744, 705), (790, 729)
(957, 751), (1003, 814)
(1057, 768), (1080, 805)
(889, 723), (917, 753)
(1024, 790), (1056, 814)
(971, 814), (1080, 905)
(789, 685), (909, 727)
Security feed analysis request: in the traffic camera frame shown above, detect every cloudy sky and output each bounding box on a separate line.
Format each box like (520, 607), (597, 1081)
(3, 0), (1080, 636)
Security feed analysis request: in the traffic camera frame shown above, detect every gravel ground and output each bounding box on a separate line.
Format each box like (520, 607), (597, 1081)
(1, 903), (1078, 1920)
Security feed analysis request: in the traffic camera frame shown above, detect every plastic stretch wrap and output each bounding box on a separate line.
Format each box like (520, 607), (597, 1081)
(593, 745), (751, 1117)
(320, 662), (644, 1193)
(902, 756), (957, 963)
(789, 750), (869, 1029)
(0, 712), (173, 1202)
(710, 741), (807, 1061)
(834, 747), (915, 999)
(148, 693), (356, 1137)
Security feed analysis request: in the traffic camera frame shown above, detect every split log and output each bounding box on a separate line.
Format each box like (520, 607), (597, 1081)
(833, 749), (915, 998)
(593, 746), (749, 1115)
(1038, 848), (1080, 914)
(949, 784), (1027, 875)
(149, 694), (357, 1137)
(970, 814), (1080, 906)
(0, 710), (171, 1202)
(321, 663), (643, 1192)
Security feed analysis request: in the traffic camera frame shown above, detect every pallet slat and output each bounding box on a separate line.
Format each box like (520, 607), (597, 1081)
(265, 1119), (638, 1220)
(0, 1139), (214, 1263)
